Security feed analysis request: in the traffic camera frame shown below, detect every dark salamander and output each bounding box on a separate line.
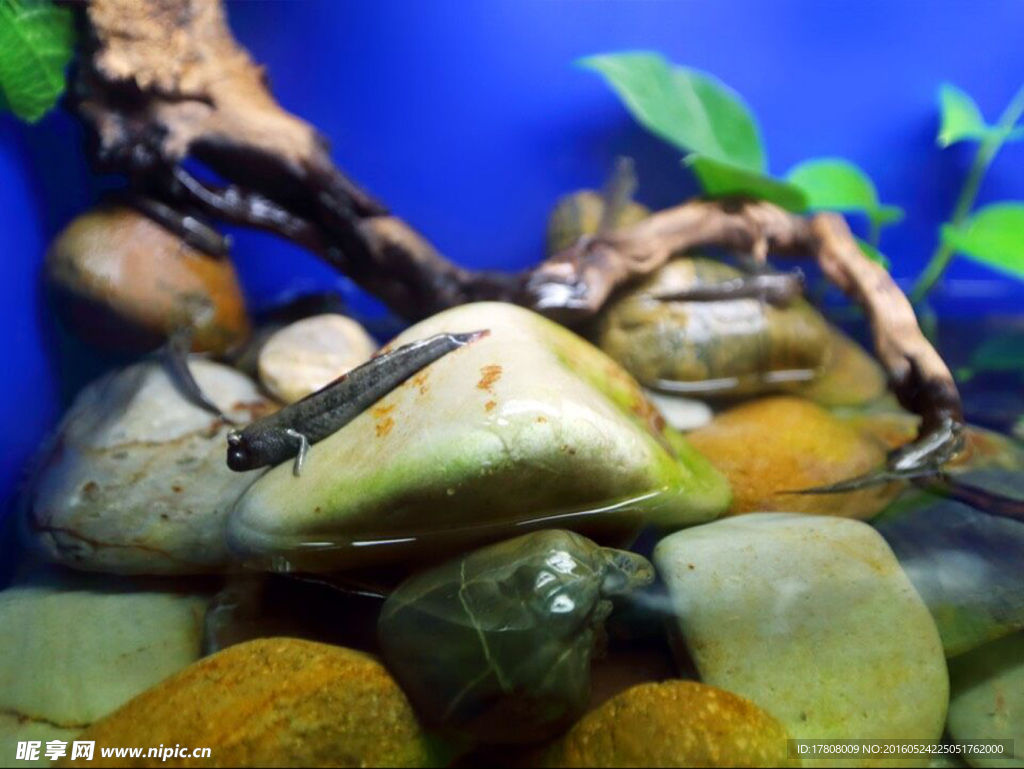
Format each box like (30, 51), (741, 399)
(226, 330), (488, 476)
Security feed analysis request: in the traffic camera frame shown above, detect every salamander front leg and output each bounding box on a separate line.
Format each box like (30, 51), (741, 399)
(285, 429), (311, 477)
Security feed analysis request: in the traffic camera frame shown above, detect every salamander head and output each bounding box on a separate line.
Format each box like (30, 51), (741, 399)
(226, 431), (257, 471)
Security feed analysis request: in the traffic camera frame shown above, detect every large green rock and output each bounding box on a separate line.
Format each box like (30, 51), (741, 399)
(228, 302), (729, 571)
(947, 632), (1024, 768)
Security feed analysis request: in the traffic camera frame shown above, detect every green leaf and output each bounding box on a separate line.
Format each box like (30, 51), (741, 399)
(937, 83), (993, 147)
(941, 203), (1024, 279)
(855, 238), (891, 269)
(579, 52), (765, 170)
(786, 157), (904, 232)
(0, 0), (75, 123)
(685, 154), (807, 212)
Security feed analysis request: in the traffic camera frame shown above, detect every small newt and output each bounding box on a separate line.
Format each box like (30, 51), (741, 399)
(226, 330), (487, 475)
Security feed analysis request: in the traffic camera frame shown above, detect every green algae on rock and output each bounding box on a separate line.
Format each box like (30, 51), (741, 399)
(654, 513), (948, 768)
(378, 529), (653, 745)
(228, 302), (730, 571)
(947, 632), (1024, 768)
(875, 477), (1024, 657)
(594, 257), (831, 396)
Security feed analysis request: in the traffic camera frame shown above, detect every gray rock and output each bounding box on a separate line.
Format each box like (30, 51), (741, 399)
(23, 359), (272, 574)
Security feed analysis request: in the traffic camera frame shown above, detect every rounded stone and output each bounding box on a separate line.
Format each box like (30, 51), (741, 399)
(947, 632), (1024, 768)
(258, 313), (377, 403)
(687, 395), (900, 519)
(538, 681), (797, 768)
(796, 326), (887, 407)
(229, 302), (730, 572)
(0, 569), (208, 740)
(61, 638), (445, 768)
(23, 359), (273, 574)
(45, 206), (250, 354)
(594, 257), (831, 396)
(546, 190), (650, 255)
(654, 513), (949, 768)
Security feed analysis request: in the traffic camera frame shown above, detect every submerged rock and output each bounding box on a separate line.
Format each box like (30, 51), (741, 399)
(229, 302), (730, 571)
(63, 638), (445, 768)
(594, 257), (831, 396)
(537, 681), (797, 768)
(655, 514), (948, 767)
(0, 569), (208, 752)
(947, 632), (1024, 769)
(45, 206), (249, 354)
(687, 396), (899, 519)
(23, 359), (272, 574)
(875, 476), (1024, 657)
(257, 313), (377, 403)
(378, 530), (653, 744)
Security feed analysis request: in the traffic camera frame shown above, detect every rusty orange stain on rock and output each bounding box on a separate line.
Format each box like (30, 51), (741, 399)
(376, 417), (395, 437)
(412, 371), (430, 395)
(536, 416), (547, 424)
(372, 403), (396, 418)
(477, 364), (503, 391)
(485, 400), (496, 412)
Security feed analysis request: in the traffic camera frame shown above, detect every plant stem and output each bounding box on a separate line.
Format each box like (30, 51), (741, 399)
(910, 83), (1024, 303)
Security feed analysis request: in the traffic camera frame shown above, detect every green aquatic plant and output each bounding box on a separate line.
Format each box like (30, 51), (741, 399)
(0, 0), (74, 122)
(911, 84), (1024, 301)
(582, 52), (1024, 289)
(580, 51), (902, 262)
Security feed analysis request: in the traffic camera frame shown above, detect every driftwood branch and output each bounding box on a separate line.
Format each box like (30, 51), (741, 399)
(72, 0), (964, 474)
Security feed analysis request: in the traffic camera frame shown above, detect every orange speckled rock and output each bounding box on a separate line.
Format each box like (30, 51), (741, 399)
(46, 206), (249, 354)
(688, 396), (900, 519)
(60, 638), (445, 768)
(538, 681), (798, 768)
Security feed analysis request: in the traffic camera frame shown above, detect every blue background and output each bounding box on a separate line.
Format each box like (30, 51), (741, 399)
(2, 0), (1023, 500)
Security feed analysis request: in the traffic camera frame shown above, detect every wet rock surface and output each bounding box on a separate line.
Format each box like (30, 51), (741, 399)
(257, 313), (377, 403)
(378, 530), (653, 744)
(0, 568), (209, 757)
(796, 326), (887, 407)
(537, 681), (798, 768)
(61, 638), (445, 768)
(594, 257), (830, 396)
(45, 206), (249, 355)
(23, 359), (273, 574)
(229, 302), (730, 572)
(654, 513), (948, 767)
(687, 396), (899, 518)
(875, 475), (1024, 657)
(947, 632), (1024, 769)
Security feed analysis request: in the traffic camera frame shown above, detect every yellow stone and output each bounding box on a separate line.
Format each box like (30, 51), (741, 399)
(538, 681), (798, 768)
(688, 396), (901, 519)
(61, 639), (444, 768)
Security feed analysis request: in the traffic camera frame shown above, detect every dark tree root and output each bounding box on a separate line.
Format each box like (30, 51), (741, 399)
(73, 0), (973, 497)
